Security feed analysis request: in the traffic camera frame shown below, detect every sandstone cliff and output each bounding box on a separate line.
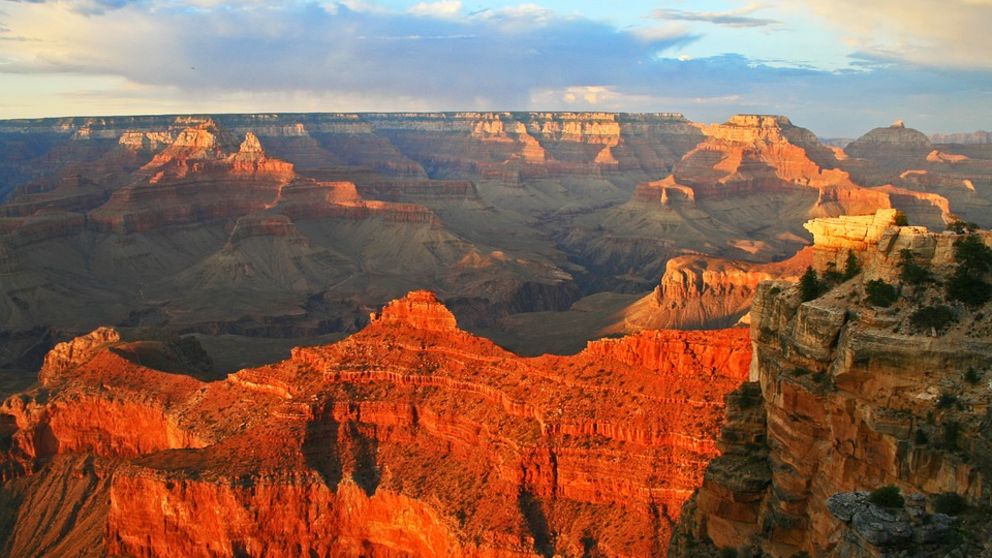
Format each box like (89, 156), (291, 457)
(0, 292), (752, 557)
(620, 248), (813, 331)
(671, 211), (992, 557)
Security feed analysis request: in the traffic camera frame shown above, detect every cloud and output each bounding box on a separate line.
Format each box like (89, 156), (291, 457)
(7, 0), (137, 16)
(653, 3), (780, 28)
(0, 0), (695, 109)
(800, 0), (992, 69)
(407, 0), (461, 18)
(0, 1), (988, 136)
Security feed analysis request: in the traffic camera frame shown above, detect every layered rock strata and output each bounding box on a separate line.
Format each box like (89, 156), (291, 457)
(671, 212), (992, 557)
(0, 291), (752, 557)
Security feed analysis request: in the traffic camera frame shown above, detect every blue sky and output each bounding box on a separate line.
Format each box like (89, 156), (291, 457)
(0, 0), (990, 136)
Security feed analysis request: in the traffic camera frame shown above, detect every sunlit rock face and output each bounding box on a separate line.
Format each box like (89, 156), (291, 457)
(0, 291), (752, 557)
(670, 212), (992, 558)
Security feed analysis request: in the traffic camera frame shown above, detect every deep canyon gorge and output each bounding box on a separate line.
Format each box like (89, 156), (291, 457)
(0, 112), (991, 556)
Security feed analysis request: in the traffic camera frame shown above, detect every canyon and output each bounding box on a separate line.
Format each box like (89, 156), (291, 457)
(3, 112), (990, 387)
(0, 291), (751, 557)
(2, 112), (992, 556)
(671, 210), (992, 557)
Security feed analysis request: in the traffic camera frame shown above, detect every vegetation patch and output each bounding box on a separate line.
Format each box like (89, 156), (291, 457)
(910, 305), (956, 332)
(865, 279), (898, 307)
(869, 485), (905, 509)
(800, 266), (825, 302)
(964, 368), (983, 385)
(933, 492), (967, 516)
(947, 234), (992, 306)
(898, 249), (934, 286)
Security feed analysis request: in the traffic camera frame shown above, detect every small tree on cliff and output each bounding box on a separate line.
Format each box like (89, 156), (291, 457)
(843, 250), (861, 280)
(800, 266), (823, 302)
(947, 234), (992, 306)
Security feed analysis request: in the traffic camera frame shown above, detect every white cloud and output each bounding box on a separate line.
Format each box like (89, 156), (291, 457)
(407, 0), (461, 18)
(654, 3), (780, 28)
(800, 0), (992, 68)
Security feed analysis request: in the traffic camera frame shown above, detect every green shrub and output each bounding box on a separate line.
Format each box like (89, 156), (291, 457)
(823, 268), (845, 284)
(910, 305), (955, 331)
(933, 492), (967, 516)
(843, 250), (862, 280)
(799, 266), (823, 302)
(965, 368), (982, 385)
(865, 279), (898, 307)
(899, 249), (934, 286)
(894, 211), (909, 226)
(869, 485), (905, 508)
(936, 392), (958, 409)
(720, 548), (738, 558)
(953, 234), (992, 274)
(947, 221), (980, 234)
(914, 429), (928, 445)
(947, 268), (992, 306)
(943, 421), (961, 451)
(792, 367), (813, 377)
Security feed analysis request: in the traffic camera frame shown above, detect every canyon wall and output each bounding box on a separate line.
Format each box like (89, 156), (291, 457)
(671, 211), (992, 557)
(0, 291), (753, 557)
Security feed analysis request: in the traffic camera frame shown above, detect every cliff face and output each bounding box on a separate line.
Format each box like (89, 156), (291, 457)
(0, 291), (752, 557)
(619, 248), (813, 331)
(3, 111), (989, 396)
(671, 211), (992, 558)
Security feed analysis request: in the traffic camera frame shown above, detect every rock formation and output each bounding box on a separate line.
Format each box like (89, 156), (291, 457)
(3, 111), (991, 391)
(563, 114), (891, 284)
(0, 292), (752, 557)
(621, 248), (813, 330)
(670, 211), (992, 557)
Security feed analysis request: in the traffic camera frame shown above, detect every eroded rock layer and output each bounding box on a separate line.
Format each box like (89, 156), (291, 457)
(0, 291), (751, 557)
(672, 211), (992, 557)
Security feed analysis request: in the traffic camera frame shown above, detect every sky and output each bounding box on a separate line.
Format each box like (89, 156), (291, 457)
(0, 0), (990, 136)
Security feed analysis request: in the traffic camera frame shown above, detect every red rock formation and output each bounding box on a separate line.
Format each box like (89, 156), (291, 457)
(0, 292), (752, 557)
(620, 248), (813, 330)
(671, 115), (883, 214)
(671, 215), (992, 558)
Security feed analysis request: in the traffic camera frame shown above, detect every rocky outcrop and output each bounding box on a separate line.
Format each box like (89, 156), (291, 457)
(621, 248), (813, 330)
(931, 130), (992, 145)
(671, 214), (992, 558)
(39, 326), (121, 385)
(843, 122), (937, 185)
(825, 492), (958, 557)
(1, 292), (752, 557)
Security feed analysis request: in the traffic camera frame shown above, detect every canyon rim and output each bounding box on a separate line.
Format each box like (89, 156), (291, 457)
(1, 1), (991, 557)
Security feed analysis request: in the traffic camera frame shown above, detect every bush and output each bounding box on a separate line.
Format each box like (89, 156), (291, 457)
(720, 548), (738, 558)
(965, 368), (982, 385)
(899, 249), (934, 286)
(869, 485), (905, 508)
(947, 221), (980, 234)
(894, 211), (909, 226)
(843, 250), (862, 280)
(936, 392), (958, 409)
(943, 421), (961, 451)
(946, 268), (992, 306)
(792, 367), (813, 377)
(933, 492), (967, 516)
(800, 266), (823, 302)
(953, 234), (992, 274)
(910, 305), (955, 332)
(865, 279), (898, 307)
(914, 429), (928, 445)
